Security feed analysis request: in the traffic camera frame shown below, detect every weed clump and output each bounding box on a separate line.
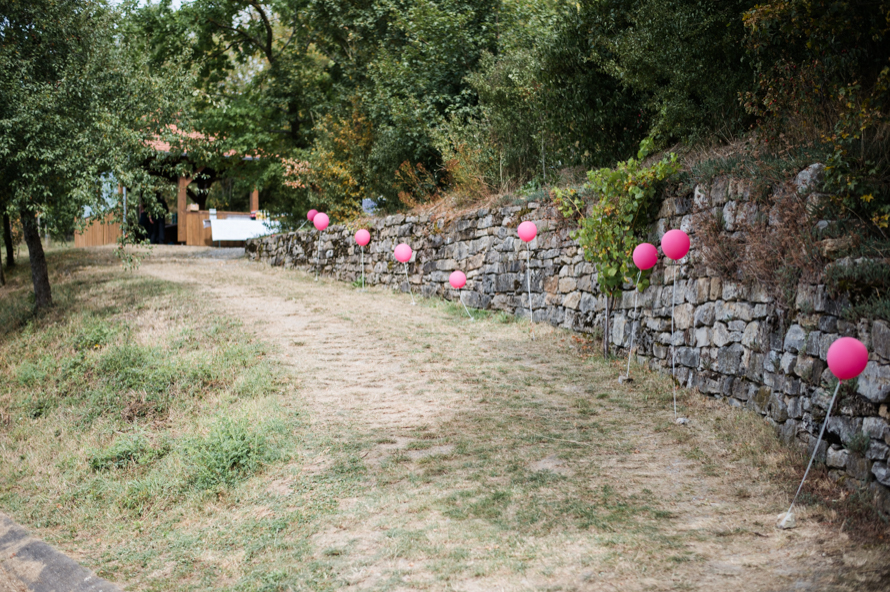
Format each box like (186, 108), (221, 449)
(190, 417), (276, 489)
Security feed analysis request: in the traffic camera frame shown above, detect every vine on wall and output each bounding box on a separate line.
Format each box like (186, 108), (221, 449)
(554, 138), (682, 355)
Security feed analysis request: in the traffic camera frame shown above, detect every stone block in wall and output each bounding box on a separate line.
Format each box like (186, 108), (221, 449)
(694, 302), (716, 327)
(795, 283), (828, 313)
(874, 320), (890, 361)
(858, 361), (890, 403)
(794, 355), (824, 385)
(827, 446), (848, 468)
(873, 462), (890, 486)
(783, 376), (802, 396)
(713, 322), (731, 347)
(733, 379), (751, 400)
(563, 291), (582, 310)
(685, 278), (710, 304)
(767, 392), (789, 422)
(864, 417), (889, 440)
(694, 327), (712, 347)
(676, 347), (700, 368)
(867, 441), (889, 461)
(787, 396), (803, 419)
(827, 416), (864, 445)
(783, 324), (807, 353)
(780, 419), (801, 444)
(559, 277), (577, 293)
(718, 343), (746, 375)
(752, 386), (771, 413)
(741, 321), (764, 350)
(716, 301), (754, 322)
(746, 352), (765, 382)
(674, 303), (694, 329)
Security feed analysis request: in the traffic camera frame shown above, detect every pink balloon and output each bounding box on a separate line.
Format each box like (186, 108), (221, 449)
(313, 212), (329, 231)
(662, 229), (690, 261)
(827, 337), (869, 380)
(517, 221), (537, 243)
(449, 270), (466, 289)
(394, 243), (412, 263)
(633, 243), (658, 270)
(355, 229), (370, 246)
(307, 209), (318, 221)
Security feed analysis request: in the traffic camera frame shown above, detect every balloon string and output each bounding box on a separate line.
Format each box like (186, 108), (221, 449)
(671, 263), (677, 417)
(626, 270), (642, 379)
(361, 246), (365, 291)
(404, 263), (416, 305)
(459, 289), (474, 320)
(527, 243), (535, 340)
(315, 230), (323, 282)
(785, 380), (842, 519)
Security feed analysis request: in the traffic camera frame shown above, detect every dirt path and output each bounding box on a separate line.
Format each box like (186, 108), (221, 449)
(137, 246), (888, 592)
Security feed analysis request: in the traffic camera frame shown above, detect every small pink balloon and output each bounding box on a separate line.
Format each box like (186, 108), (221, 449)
(662, 229), (690, 261)
(394, 243), (412, 263)
(355, 229), (370, 246)
(313, 212), (329, 231)
(449, 270), (466, 289)
(307, 209), (318, 221)
(827, 337), (869, 380)
(517, 221), (537, 243)
(633, 243), (658, 270)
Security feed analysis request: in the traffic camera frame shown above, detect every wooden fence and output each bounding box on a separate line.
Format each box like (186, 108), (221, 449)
(74, 215), (121, 247)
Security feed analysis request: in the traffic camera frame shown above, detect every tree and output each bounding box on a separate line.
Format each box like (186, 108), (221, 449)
(0, 0), (194, 309)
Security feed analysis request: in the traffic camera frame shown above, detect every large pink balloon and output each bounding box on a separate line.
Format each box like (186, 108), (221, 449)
(313, 212), (329, 231)
(633, 243), (658, 270)
(662, 229), (690, 261)
(449, 270), (466, 289)
(517, 221), (537, 243)
(307, 209), (318, 221)
(827, 337), (869, 380)
(394, 243), (412, 263)
(355, 229), (370, 246)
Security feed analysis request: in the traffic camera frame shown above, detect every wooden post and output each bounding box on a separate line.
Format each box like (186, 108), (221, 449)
(250, 188), (259, 213)
(177, 175), (190, 243)
(177, 167), (204, 243)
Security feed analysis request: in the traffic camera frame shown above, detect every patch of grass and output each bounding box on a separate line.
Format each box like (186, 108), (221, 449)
(189, 416), (280, 489)
(89, 434), (168, 471)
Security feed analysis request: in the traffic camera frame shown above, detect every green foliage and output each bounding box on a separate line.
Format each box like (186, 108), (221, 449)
(189, 417), (276, 489)
(554, 139), (681, 296)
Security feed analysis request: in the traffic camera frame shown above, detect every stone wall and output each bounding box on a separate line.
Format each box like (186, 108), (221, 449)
(246, 168), (890, 512)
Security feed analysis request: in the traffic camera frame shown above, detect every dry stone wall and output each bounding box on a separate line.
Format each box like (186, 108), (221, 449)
(247, 168), (890, 513)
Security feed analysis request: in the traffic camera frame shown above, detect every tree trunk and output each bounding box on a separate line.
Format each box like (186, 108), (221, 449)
(2, 212), (13, 267)
(0, 254), (5, 286)
(20, 207), (52, 309)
